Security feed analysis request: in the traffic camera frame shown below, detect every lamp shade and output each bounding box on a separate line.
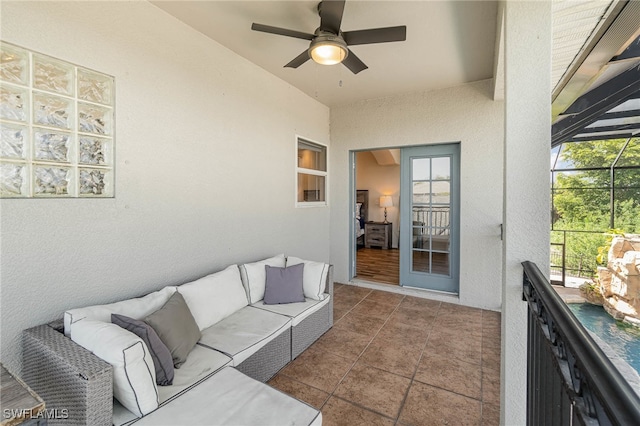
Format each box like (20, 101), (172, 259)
(379, 196), (393, 208)
(308, 34), (348, 65)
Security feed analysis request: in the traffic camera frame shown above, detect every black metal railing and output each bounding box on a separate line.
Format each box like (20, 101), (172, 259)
(550, 242), (566, 285)
(412, 207), (450, 234)
(522, 261), (640, 425)
(550, 229), (605, 286)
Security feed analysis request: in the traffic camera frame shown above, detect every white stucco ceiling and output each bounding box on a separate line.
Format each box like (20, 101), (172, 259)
(152, 0), (499, 107)
(152, 0), (634, 117)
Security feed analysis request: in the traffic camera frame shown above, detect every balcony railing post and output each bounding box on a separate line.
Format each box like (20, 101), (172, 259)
(522, 260), (640, 425)
(561, 231), (566, 285)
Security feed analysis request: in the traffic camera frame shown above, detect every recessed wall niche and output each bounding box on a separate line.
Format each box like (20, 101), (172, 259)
(0, 41), (114, 198)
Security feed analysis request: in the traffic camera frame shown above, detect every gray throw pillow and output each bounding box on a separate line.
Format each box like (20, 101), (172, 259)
(263, 264), (305, 305)
(111, 313), (174, 386)
(145, 291), (201, 368)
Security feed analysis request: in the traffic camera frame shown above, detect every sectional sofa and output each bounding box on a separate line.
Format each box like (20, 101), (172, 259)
(22, 254), (333, 425)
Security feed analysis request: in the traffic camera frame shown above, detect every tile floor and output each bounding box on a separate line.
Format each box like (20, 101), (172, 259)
(268, 284), (502, 426)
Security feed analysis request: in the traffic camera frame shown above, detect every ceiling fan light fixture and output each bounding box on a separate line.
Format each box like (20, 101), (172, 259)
(308, 33), (348, 65)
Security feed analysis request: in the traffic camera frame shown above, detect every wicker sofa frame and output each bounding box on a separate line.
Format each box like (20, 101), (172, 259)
(22, 265), (333, 425)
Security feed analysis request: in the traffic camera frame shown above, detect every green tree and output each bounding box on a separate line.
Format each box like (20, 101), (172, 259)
(552, 137), (640, 232)
(551, 138), (639, 277)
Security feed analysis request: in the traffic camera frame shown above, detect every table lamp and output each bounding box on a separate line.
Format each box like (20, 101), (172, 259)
(380, 196), (393, 224)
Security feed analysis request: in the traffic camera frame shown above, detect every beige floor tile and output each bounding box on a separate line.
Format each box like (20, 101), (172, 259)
(434, 312), (484, 330)
(375, 325), (428, 353)
(365, 290), (405, 306)
(422, 345), (481, 366)
(414, 353), (482, 400)
(433, 316), (483, 335)
(280, 347), (353, 393)
(388, 306), (438, 328)
(333, 295), (365, 311)
(482, 309), (501, 324)
(321, 397), (395, 426)
(333, 307), (348, 322)
(276, 287), (502, 423)
(399, 296), (442, 312)
(482, 346), (501, 371)
(379, 319), (431, 344)
(399, 381), (482, 426)
(482, 369), (500, 405)
(334, 362), (411, 419)
(425, 328), (483, 365)
(482, 363), (500, 380)
(268, 374), (330, 409)
(349, 299), (398, 320)
(438, 302), (483, 316)
(359, 335), (423, 378)
(429, 321), (482, 340)
(334, 312), (387, 338)
(311, 327), (373, 360)
(482, 334), (501, 351)
(482, 402), (500, 426)
(438, 305), (483, 318)
(482, 323), (502, 336)
(337, 285), (372, 299)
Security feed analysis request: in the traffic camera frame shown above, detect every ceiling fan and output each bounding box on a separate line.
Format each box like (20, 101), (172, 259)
(251, 0), (406, 74)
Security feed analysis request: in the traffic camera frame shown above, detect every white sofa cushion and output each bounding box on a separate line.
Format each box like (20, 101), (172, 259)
(251, 295), (331, 327)
(112, 345), (233, 426)
(239, 254), (286, 304)
(157, 345), (232, 403)
(128, 367), (321, 426)
(71, 319), (158, 417)
(179, 264), (248, 331)
(286, 257), (329, 301)
(198, 306), (291, 365)
(64, 286), (176, 337)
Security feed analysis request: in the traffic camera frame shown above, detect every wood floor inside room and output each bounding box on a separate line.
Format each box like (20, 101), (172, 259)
(355, 248), (399, 285)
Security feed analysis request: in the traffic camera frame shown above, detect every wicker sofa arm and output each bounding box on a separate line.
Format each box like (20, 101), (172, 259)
(326, 264), (334, 327)
(22, 323), (113, 426)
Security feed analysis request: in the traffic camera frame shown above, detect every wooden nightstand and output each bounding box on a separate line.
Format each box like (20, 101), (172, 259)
(365, 222), (392, 249)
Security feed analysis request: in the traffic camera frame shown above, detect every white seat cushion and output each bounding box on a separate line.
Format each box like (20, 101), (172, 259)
(285, 257), (330, 301)
(64, 286), (176, 336)
(251, 295), (330, 327)
(198, 306), (291, 365)
(239, 254), (286, 303)
(113, 345), (232, 426)
(158, 345), (232, 403)
(71, 320), (158, 417)
(178, 264), (248, 331)
(129, 367), (321, 426)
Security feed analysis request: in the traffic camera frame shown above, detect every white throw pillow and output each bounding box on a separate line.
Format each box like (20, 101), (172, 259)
(239, 254), (286, 304)
(64, 286), (176, 337)
(179, 264), (249, 331)
(71, 319), (158, 417)
(286, 257), (329, 301)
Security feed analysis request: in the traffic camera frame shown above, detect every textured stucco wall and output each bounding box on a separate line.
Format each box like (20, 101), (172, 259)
(501, 1), (552, 424)
(330, 80), (504, 310)
(0, 1), (329, 373)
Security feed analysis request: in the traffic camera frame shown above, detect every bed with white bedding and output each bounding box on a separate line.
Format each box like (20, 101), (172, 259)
(356, 190), (368, 248)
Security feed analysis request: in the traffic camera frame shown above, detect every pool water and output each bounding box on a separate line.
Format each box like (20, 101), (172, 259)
(568, 303), (640, 377)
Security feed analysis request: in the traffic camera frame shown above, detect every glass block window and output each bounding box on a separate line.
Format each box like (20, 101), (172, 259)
(0, 41), (114, 197)
(296, 137), (327, 206)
